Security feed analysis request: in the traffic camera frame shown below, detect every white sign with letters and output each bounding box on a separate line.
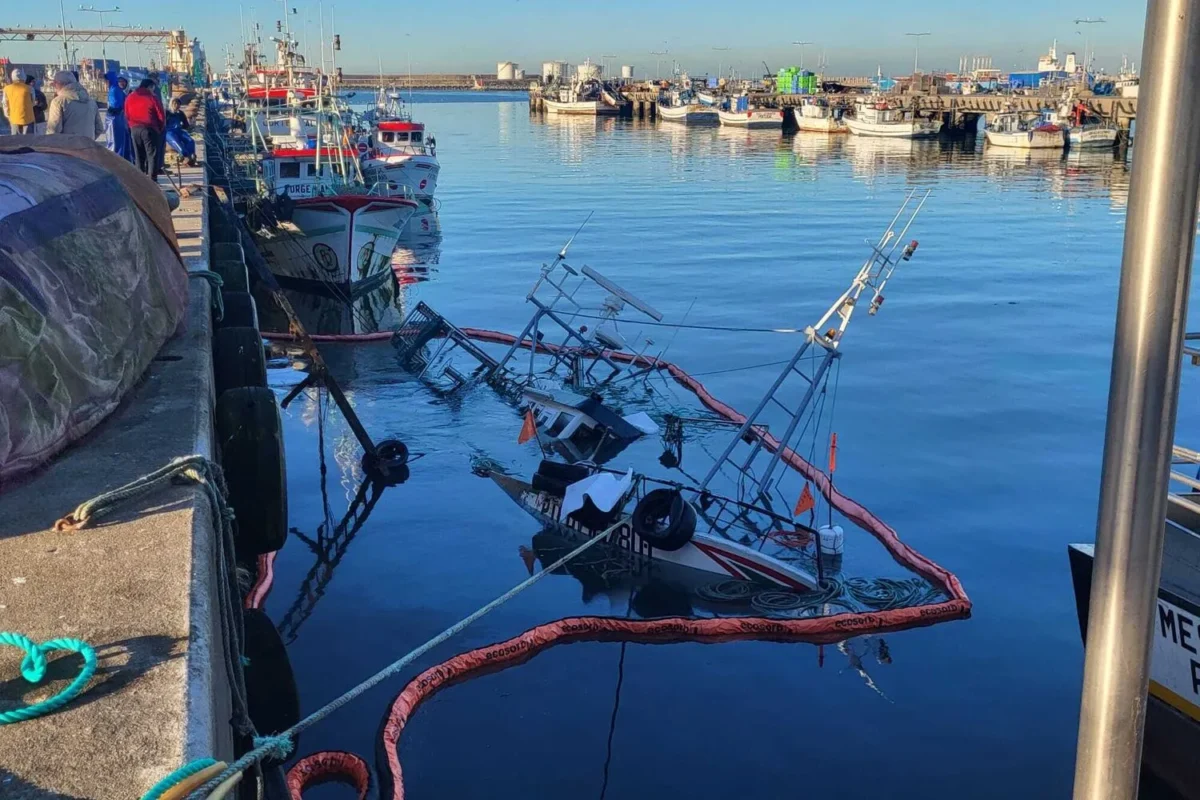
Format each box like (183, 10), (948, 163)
(1152, 596), (1200, 720)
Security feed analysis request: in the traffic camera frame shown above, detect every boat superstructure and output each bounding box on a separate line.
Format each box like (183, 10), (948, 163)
(846, 97), (942, 139)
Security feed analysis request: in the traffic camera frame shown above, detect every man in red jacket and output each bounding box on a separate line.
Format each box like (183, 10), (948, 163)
(125, 79), (165, 180)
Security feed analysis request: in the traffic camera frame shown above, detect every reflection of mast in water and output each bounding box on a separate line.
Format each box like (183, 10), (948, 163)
(277, 403), (398, 643)
(836, 636), (892, 701)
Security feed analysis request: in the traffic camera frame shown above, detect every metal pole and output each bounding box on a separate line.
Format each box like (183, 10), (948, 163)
(1073, 0), (1200, 797)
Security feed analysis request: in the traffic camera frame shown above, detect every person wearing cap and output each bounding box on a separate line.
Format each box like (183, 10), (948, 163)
(26, 75), (48, 135)
(45, 70), (103, 139)
(125, 78), (166, 179)
(2, 69), (35, 135)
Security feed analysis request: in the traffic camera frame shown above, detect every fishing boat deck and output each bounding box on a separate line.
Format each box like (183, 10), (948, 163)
(0, 139), (234, 798)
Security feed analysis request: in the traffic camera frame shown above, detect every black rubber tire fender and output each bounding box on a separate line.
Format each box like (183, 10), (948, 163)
(211, 249), (250, 294)
(212, 326), (267, 395)
(242, 607), (301, 761)
(216, 387), (287, 556)
(217, 290), (259, 330)
(631, 488), (697, 552)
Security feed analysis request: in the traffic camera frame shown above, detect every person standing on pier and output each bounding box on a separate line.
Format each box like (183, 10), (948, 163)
(125, 79), (165, 180)
(2, 69), (35, 135)
(26, 76), (48, 135)
(45, 71), (102, 139)
(103, 71), (134, 162)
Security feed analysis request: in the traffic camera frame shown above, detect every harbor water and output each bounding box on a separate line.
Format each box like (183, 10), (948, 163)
(263, 92), (1196, 797)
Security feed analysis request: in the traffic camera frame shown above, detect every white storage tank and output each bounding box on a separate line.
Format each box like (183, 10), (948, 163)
(514, 68), (525, 80)
(621, 65), (634, 79)
(497, 61), (518, 80)
(542, 61), (558, 81)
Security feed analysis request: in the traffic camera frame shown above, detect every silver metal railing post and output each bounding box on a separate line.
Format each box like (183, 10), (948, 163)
(1073, 0), (1200, 796)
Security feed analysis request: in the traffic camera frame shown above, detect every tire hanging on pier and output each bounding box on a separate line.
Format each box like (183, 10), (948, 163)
(212, 327), (268, 395)
(216, 387), (288, 556)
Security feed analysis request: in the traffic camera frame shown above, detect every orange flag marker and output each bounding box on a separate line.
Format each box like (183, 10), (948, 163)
(793, 482), (815, 516)
(517, 409), (537, 445)
(829, 432), (838, 474)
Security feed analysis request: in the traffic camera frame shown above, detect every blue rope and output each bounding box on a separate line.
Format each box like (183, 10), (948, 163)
(0, 632), (97, 725)
(141, 758), (218, 800)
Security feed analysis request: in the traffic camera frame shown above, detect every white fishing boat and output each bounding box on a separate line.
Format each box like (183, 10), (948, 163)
(717, 102), (782, 129)
(984, 111), (1065, 150)
(254, 147), (418, 293)
(696, 90), (719, 106)
(657, 87), (718, 124)
(544, 76), (623, 115)
(792, 99), (847, 133)
(1056, 102), (1119, 149)
(845, 98), (942, 139)
(361, 89), (440, 201)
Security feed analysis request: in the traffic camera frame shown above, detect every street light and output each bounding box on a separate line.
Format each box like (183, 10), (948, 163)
(650, 48), (669, 79)
(905, 31), (930, 73)
(1074, 17), (1107, 77)
(79, 5), (121, 62)
(601, 53), (617, 79)
(713, 46), (730, 80)
(791, 40), (812, 70)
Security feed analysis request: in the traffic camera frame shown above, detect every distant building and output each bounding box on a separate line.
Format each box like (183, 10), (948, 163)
(497, 61), (518, 80)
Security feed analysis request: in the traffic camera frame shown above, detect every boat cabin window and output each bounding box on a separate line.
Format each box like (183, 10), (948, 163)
(410, 131), (422, 143)
(279, 162), (301, 179)
(329, 163), (343, 176)
(380, 131), (395, 143)
(306, 163), (318, 177)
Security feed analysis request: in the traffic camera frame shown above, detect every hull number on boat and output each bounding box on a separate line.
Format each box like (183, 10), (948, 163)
(535, 493), (653, 558)
(1153, 598), (1200, 719)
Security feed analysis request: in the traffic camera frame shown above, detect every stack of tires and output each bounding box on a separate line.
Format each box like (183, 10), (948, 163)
(209, 213), (288, 560)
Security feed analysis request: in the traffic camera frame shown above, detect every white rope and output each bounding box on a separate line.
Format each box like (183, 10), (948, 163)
(187, 513), (629, 797)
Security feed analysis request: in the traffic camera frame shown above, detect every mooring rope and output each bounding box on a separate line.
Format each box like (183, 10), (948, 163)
(54, 455), (255, 742)
(189, 269), (225, 323)
(177, 517), (628, 798)
(0, 632), (97, 725)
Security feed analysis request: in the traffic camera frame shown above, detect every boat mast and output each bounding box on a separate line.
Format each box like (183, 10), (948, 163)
(698, 191), (929, 500)
(1073, 0), (1200, 797)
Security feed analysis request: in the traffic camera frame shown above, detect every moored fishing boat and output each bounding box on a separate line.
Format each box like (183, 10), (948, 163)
(544, 76), (623, 115)
(717, 96), (782, 129)
(252, 146), (418, 293)
(845, 97), (941, 139)
(360, 88), (440, 202)
(792, 98), (847, 133)
(658, 85), (718, 124)
(984, 111), (1065, 150)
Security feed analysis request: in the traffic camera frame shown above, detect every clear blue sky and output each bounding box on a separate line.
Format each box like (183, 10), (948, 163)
(3, 1), (1147, 76)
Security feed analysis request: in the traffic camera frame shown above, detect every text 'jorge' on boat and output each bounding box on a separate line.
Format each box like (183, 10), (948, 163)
(389, 194), (972, 629)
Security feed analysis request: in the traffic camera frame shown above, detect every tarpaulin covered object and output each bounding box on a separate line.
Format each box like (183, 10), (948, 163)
(0, 135), (188, 485)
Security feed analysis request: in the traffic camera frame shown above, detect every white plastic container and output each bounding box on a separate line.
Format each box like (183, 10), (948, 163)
(817, 525), (845, 556)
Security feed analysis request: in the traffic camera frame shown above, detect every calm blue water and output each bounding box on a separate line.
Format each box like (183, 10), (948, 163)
(260, 92), (1199, 798)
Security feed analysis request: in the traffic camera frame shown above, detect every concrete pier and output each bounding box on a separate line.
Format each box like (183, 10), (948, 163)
(0, 137), (234, 798)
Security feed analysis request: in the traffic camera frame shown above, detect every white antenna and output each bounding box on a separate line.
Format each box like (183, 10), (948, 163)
(699, 190), (931, 498)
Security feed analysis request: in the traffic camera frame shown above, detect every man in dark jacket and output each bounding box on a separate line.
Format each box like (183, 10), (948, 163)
(125, 79), (165, 179)
(25, 75), (47, 135)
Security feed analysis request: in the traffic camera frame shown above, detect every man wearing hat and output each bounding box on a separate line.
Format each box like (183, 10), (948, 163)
(2, 68), (35, 135)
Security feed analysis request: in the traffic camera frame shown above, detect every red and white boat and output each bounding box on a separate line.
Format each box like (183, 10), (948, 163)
(254, 147), (418, 293)
(359, 89), (440, 203)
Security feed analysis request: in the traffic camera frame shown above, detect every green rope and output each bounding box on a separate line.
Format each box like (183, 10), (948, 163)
(189, 269), (225, 322)
(140, 758), (217, 800)
(0, 632), (97, 725)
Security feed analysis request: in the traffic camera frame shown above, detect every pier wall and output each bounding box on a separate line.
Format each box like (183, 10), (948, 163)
(0, 128), (236, 797)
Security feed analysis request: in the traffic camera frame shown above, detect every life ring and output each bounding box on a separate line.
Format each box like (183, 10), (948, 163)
(212, 326), (267, 395)
(631, 488), (696, 551)
(216, 387), (288, 556)
(216, 291), (259, 330)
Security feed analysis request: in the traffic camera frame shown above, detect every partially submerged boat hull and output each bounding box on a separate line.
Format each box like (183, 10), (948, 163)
(492, 473), (818, 591)
(254, 195), (417, 291)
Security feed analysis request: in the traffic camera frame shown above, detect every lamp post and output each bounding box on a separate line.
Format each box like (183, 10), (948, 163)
(1072, 0), (1200, 798)
(601, 53), (617, 79)
(791, 40), (812, 70)
(905, 31), (930, 73)
(712, 46), (730, 81)
(650, 48), (669, 79)
(1075, 17), (1107, 78)
(79, 5), (121, 63)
